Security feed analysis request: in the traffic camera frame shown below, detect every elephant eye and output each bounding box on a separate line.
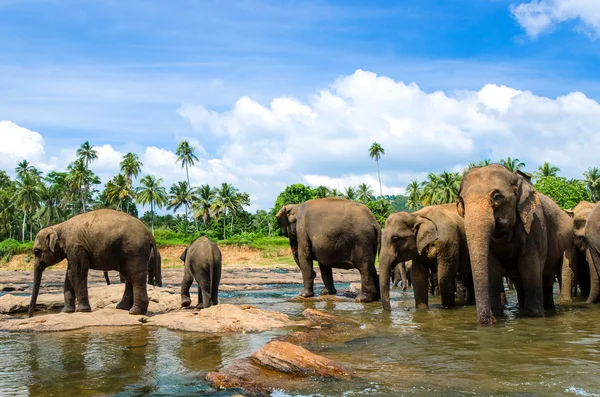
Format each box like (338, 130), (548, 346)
(391, 236), (400, 242)
(33, 248), (40, 255)
(491, 192), (504, 203)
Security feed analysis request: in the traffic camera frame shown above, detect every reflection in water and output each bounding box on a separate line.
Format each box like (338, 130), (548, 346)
(1, 286), (600, 396)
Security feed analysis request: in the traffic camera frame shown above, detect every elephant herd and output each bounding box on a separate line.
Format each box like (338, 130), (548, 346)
(26, 164), (600, 326)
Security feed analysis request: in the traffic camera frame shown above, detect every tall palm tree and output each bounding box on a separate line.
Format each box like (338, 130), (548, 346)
(14, 173), (42, 241)
(120, 152), (143, 186)
(437, 171), (461, 204)
(192, 184), (214, 226)
(421, 173), (441, 206)
(369, 142), (385, 198)
(105, 174), (136, 211)
(176, 141), (199, 186)
(136, 175), (168, 234)
(500, 157), (526, 172)
(344, 186), (358, 201)
(167, 181), (194, 234)
(211, 183), (242, 239)
(66, 158), (88, 213)
(584, 167), (600, 202)
(76, 141), (98, 168)
(357, 183), (374, 203)
(36, 184), (65, 227)
(533, 162), (560, 180)
(15, 160), (34, 180)
(405, 180), (423, 211)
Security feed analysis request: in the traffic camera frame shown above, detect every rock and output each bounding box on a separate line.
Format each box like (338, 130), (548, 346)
(251, 341), (354, 379)
(340, 283), (361, 298)
(207, 358), (274, 397)
(149, 304), (294, 333)
(0, 308), (144, 332)
(302, 308), (359, 327)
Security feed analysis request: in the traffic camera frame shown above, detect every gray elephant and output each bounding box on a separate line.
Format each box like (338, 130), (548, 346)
(276, 197), (381, 302)
(29, 209), (156, 317)
(180, 237), (222, 309)
(104, 241), (162, 287)
(585, 202), (600, 299)
(560, 201), (599, 304)
(457, 165), (572, 325)
(380, 204), (473, 311)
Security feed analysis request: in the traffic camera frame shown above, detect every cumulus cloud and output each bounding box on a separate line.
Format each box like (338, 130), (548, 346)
(0, 121), (45, 169)
(511, 0), (600, 38)
(4, 69), (600, 211)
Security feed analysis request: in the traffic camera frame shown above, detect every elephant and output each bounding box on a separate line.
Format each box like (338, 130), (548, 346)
(392, 261), (411, 290)
(276, 197), (381, 302)
(457, 165), (572, 325)
(180, 236), (222, 309)
(584, 202), (600, 301)
(380, 203), (474, 311)
(103, 241), (162, 287)
(29, 209), (156, 317)
(559, 201), (599, 304)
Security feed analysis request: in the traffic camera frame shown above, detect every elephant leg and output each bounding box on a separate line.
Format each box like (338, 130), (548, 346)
(62, 270), (76, 313)
(356, 263), (379, 302)
(455, 274), (467, 303)
(130, 273), (149, 315)
(117, 279), (134, 311)
(543, 270), (556, 310)
(518, 256), (545, 317)
(104, 271), (111, 286)
(412, 261), (429, 309)
(392, 266), (400, 287)
(67, 258), (91, 312)
(198, 267), (213, 309)
(180, 265), (194, 307)
(489, 257), (504, 316)
(318, 263), (337, 295)
(400, 263), (408, 291)
(560, 247), (577, 304)
(297, 244), (315, 298)
(586, 249), (600, 304)
(437, 259), (456, 309)
(464, 273), (476, 305)
(211, 264), (222, 306)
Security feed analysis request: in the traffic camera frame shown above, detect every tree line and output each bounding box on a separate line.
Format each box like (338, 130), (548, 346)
(0, 139), (599, 244)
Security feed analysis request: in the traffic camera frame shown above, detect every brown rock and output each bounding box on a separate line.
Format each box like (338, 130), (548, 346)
(251, 340), (354, 379)
(302, 308), (359, 327)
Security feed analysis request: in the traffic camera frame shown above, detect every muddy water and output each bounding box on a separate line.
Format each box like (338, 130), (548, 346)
(2, 283), (600, 396)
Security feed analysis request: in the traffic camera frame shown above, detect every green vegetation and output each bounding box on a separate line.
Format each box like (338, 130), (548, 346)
(534, 176), (591, 210)
(0, 239), (32, 263)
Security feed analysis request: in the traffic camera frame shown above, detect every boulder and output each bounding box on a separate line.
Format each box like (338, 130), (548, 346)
(0, 308), (144, 332)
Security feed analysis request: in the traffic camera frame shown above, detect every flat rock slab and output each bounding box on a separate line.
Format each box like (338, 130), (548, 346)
(0, 308), (144, 332)
(149, 304), (294, 333)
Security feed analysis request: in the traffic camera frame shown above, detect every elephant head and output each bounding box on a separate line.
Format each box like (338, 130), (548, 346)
(457, 164), (539, 325)
(380, 211), (439, 310)
(29, 227), (66, 317)
(566, 201), (595, 251)
(276, 204), (299, 238)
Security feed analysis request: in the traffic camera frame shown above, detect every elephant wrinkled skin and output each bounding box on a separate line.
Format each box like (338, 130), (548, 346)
(276, 198), (381, 302)
(380, 204), (473, 311)
(29, 209), (156, 317)
(180, 237), (222, 309)
(457, 165), (572, 325)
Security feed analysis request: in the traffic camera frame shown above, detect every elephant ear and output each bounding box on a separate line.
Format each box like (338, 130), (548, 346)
(456, 175), (466, 218)
(565, 209), (575, 218)
(276, 204), (298, 234)
(414, 216), (439, 256)
(179, 248), (188, 262)
(516, 173), (540, 234)
(47, 229), (59, 254)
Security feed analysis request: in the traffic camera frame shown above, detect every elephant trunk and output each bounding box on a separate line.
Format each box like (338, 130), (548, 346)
(464, 200), (495, 325)
(379, 244), (395, 311)
(28, 265), (43, 318)
(586, 249), (600, 304)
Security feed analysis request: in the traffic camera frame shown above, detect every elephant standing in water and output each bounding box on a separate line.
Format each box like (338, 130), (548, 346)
(560, 201), (599, 304)
(276, 198), (381, 302)
(380, 204), (474, 311)
(29, 209), (156, 317)
(585, 203), (600, 300)
(180, 237), (222, 309)
(457, 165), (572, 325)
(392, 262), (411, 290)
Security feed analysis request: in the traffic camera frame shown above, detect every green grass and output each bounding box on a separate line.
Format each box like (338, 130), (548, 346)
(0, 239), (33, 263)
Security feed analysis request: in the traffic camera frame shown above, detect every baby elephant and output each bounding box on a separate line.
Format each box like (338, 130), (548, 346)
(180, 237), (222, 309)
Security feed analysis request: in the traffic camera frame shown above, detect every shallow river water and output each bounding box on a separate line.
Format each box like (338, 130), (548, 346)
(2, 282), (600, 396)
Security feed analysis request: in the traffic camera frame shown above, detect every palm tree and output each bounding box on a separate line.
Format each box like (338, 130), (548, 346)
(406, 180), (423, 211)
(167, 181), (194, 234)
(211, 183), (242, 239)
(329, 188), (341, 198)
(437, 171), (461, 204)
(76, 141), (98, 168)
(36, 184), (65, 227)
(192, 184), (214, 226)
(312, 186), (330, 199)
(14, 173), (42, 241)
(15, 160), (34, 180)
(66, 158), (88, 212)
(421, 173), (441, 206)
(175, 141), (199, 186)
(357, 183), (374, 203)
(500, 157), (526, 172)
(533, 162), (560, 180)
(136, 175), (168, 234)
(369, 142), (385, 198)
(120, 152), (143, 186)
(105, 174), (136, 211)
(584, 167), (600, 202)
(344, 186), (358, 201)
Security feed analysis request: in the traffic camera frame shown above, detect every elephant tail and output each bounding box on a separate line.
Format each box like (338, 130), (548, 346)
(104, 271), (111, 286)
(147, 245), (156, 286)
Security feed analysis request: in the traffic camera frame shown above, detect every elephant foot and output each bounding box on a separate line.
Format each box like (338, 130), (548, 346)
(116, 300), (134, 311)
(355, 293), (377, 303)
(320, 287), (337, 296)
(75, 304), (91, 313)
(416, 303), (428, 309)
(181, 297), (192, 308)
(129, 306), (148, 315)
(61, 306), (75, 313)
(402, 286), (407, 292)
(298, 290), (315, 298)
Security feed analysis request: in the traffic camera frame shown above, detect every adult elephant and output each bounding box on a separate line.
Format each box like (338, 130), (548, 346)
(380, 204), (473, 311)
(560, 201), (599, 304)
(29, 209), (156, 317)
(585, 202), (600, 299)
(276, 197), (381, 302)
(180, 237), (222, 309)
(457, 165), (572, 325)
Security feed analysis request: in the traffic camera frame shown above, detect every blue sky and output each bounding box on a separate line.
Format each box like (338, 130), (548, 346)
(1, 0), (600, 210)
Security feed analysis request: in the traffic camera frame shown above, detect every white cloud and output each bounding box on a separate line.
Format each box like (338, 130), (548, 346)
(4, 69), (600, 211)
(0, 121), (45, 168)
(511, 0), (600, 38)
